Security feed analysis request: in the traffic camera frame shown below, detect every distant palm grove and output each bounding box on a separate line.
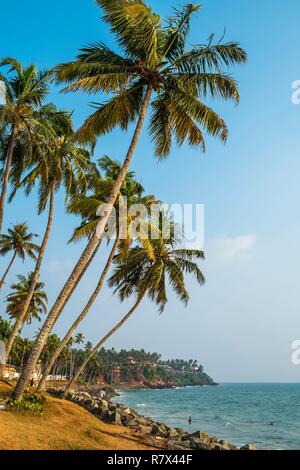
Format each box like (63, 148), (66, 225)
(0, 316), (215, 388)
(0, 0), (246, 400)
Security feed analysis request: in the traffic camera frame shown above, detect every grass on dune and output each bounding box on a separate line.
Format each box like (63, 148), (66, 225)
(0, 380), (153, 450)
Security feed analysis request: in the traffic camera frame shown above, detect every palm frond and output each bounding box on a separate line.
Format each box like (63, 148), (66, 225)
(96, 0), (162, 66)
(77, 81), (146, 141)
(163, 4), (201, 61)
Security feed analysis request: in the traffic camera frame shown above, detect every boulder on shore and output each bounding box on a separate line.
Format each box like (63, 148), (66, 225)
(240, 444), (258, 451)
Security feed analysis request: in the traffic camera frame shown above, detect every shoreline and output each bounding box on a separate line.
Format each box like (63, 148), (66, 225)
(55, 386), (257, 451)
(115, 383), (220, 393)
(0, 380), (257, 450)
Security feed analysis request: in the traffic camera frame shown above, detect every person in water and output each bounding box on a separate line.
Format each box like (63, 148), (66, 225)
(188, 416), (192, 425)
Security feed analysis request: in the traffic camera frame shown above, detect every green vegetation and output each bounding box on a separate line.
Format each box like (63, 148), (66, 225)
(0, 314), (214, 387)
(0, 1), (246, 400)
(7, 392), (47, 417)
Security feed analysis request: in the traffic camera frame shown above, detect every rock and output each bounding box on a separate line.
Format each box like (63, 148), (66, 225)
(112, 410), (123, 425)
(189, 438), (209, 450)
(90, 404), (99, 415)
(188, 430), (210, 442)
(168, 445), (189, 450)
(146, 416), (155, 423)
(127, 419), (139, 428)
(84, 398), (94, 407)
(240, 444), (257, 451)
(87, 402), (98, 412)
(100, 409), (123, 425)
(137, 424), (153, 435)
(98, 399), (109, 409)
(167, 440), (190, 450)
(100, 409), (113, 423)
(168, 428), (180, 439)
(121, 414), (135, 426)
(135, 416), (150, 427)
(121, 407), (132, 414)
(108, 402), (117, 411)
(151, 423), (168, 438)
(0, 405), (6, 411)
(79, 392), (91, 399)
(213, 443), (229, 451)
(218, 440), (237, 450)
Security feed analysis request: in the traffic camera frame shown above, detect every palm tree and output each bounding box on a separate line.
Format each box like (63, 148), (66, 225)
(0, 273), (48, 377)
(75, 333), (85, 347)
(37, 157), (157, 391)
(41, 334), (61, 369)
(84, 342), (93, 354)
(6, 273), (47, 325)
(62, 223), (205, 397)
(0, 316), (12, 343)
(72, 333), (85, 379)
(11, 337), (32, 372)
(13, 1), (246, 399)
(0, 58), (50, 231)
(0, 222), (39, 289)
(5, 108), (91, 369)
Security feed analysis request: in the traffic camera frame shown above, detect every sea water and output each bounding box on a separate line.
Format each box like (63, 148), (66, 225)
(115, 383), (300, 450)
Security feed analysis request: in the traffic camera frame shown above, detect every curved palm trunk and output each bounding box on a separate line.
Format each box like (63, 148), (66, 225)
(55, 238), (103, 323)
(62, 293), (145, 399)
(37, 235), (119, 391)
(0, 251), (17, 289)
(5, 186), (55, 366)
(0, 125), (17, 233)
(12, 85), (153, 400)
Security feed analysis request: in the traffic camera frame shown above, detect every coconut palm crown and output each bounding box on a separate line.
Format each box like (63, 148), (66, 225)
(0, 58), (51, 231)
(0, 222), (40, 288)
(109, 219), (205, 312)
(56, 1), (246, 156)
(6, 273), (48, 325)
(0, 222), (39, 261)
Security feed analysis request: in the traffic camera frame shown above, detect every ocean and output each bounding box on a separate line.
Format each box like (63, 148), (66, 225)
(115, 383), (300, 450)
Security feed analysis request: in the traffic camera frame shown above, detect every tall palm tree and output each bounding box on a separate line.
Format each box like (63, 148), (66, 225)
(0, 222), (40, 289)
(37, 158), (157, 391)
(0, 58), (50, 231)
(73, 333), (85, 378)
(62, 224), (205, 398)
(6, 273), (47, 325)
(17, 338), (32, 373)
(84, 342), (93, 354)
(0, 316), (12, 343)
(5, 108), (91, 369)
(13, 1), (246, 399)
(75, 333), (85, 347)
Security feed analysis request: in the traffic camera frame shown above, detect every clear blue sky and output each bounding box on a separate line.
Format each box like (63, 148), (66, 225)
(1, 0), (300, 382)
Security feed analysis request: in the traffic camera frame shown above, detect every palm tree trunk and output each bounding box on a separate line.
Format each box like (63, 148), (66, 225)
(12, 85), (153, 400)
(5, 186), (55, 368)
(57, 238), (103, 322)
(20, 353), (24, 373)
(62, 293), (145, 399)
(37, 235), (120, 391)
(0, 251), (17, 289)
(87, 368), (94, 384)
(0, 125), (17, 233)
